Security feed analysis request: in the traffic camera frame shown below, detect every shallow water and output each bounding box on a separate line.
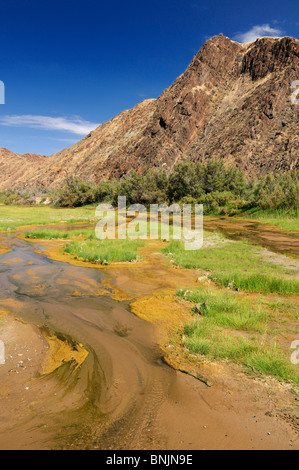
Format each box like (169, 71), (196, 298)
(0, 235), (175, 449)
(203, 218), (299, 257)
(0, 227), (298, 450)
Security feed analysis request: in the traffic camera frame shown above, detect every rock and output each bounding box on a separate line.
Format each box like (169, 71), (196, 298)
(0, 35), (298, 191)
(197, 275), (208, 282)
(193, 302), (209, 315)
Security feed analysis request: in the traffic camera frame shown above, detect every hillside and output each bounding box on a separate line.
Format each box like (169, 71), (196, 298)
(1, 34), (298, 190)
(0, 149), (45, 190)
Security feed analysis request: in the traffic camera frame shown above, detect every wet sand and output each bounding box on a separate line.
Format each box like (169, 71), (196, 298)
(0, 233), (298, 450)
(203, 217), (299, 257)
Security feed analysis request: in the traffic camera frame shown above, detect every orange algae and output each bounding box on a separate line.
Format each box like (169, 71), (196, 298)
(40, 330), (89, 376)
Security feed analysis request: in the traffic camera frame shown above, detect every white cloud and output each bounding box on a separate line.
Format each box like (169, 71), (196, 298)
(0, 115), (100, 135)
(234, 24), (283, 43)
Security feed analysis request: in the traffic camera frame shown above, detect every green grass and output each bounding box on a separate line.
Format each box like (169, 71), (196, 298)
(178, 288), (268, 332)
(163, 237), (299, 295)
(24, 228), (97, 240)
(64, 239), (145, 264)
(0, 205), (183, 239)
(25, 230), (71, 239)
(0, 205), (96, 231)
(179, 288), (299, 385)
(241, 209), (299, 232)
(23, 226), (145, 263)
(23, 211), (179, 242)
(256, 297), (298, 320)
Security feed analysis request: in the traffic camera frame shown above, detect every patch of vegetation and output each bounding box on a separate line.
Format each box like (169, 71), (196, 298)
(178, 288), (268, 332)
(243, 209), (299, 232)
(164, 238), (299, 295)
(53, 163), (298, 220)
(0, 206), (96, 232)
(52, 178), (114, 208)
(25, 230), (71, 239)
(5, 161), (297, 223)
(24, 227), (145, 263)
(178, 288), (299, 385)
(24, 228), (97, 240)
(257, 297), (298, 320)
(64, 239), (145, 264)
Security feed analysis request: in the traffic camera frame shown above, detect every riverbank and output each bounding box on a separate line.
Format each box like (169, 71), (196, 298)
(0, 209), (298, 449)
(0, 253), (298, 450)
(0, 310), (53, 449)
(13, 229), (299, 445)
(17, 220), (299, 387)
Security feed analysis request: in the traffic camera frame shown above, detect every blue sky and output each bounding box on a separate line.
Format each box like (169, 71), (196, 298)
(0, 0), (298, 155)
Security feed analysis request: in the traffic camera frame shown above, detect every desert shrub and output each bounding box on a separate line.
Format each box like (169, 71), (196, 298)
(1, 190), (22, 205)
(93, 180), (115, 203)
(168, 161), (205, 202)
(254, 171), (298, 214)
(112, 169), (169, 206)
(12, 160), (296, 216)
(53, 176), (96, 207)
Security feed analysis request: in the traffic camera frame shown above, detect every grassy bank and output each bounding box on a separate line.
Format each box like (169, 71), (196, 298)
(24, 227), (144, 264)
(5, 207), (298, 386)
(240, 209), (299, 232)
(163, 237), (299, 295)
(1, 204), (297, 234)
(178, 287), (299, 385)
(169, 231), (299, 385)
(25, 228), (96, 240)
(0, 205), (96, 231)
(64, 239), (144, 264)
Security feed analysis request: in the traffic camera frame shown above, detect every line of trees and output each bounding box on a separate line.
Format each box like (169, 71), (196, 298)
(52, 160), (298, 215)
(2, 160), (298, 215)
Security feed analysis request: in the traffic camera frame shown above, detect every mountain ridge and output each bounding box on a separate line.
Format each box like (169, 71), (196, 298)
(0, 34), (298, 190)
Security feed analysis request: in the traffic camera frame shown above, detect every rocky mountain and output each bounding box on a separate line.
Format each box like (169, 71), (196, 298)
(1, 34), (298, 190)
(0, 149), (45, 190)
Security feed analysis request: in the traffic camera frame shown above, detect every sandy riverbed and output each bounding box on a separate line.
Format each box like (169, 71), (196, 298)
(0, 232), (298, 450)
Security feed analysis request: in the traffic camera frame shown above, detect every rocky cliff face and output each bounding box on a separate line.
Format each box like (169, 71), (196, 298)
(0, 149), (45, 190)
(1, 34), (298, 190)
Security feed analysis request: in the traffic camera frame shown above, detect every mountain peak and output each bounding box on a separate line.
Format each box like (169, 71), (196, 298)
(242, 35), (299, 80)
(0, 35), (298, 190)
